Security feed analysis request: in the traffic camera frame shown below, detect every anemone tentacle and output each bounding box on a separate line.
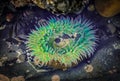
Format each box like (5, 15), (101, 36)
(27, 16), (98, 69)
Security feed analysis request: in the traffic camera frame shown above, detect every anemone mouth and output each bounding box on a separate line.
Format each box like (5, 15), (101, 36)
(27, 16), (98, 69)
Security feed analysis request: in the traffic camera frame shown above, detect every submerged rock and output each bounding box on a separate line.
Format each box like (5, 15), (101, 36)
(95, 0), (120, 17)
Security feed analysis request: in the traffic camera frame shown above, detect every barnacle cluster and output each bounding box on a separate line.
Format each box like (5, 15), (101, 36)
(32, 0), (86, 14)
(27, 16), (97, 69)
(10, 0), (31, 7)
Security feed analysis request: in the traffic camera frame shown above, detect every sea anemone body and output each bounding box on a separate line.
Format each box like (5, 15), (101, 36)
(27, 16), (97, 69)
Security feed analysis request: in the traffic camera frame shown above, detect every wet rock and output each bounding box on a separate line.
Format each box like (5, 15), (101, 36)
(107, 24), (116, 34)
(32, 0), (86, 14)
(111, 15), (120, 28)
(95, 0), (120, 17)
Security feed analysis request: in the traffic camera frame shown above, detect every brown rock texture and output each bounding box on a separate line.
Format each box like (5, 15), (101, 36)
(95, 0), (120, 17)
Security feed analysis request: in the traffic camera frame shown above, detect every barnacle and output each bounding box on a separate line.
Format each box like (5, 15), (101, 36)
(10, 0), (31, 7)
(27, 16), (98, 69)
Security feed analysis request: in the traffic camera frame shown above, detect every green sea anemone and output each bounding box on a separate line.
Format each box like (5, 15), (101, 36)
(27, 16), (97, 69)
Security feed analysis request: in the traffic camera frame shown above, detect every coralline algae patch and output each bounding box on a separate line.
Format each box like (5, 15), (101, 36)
(27, 16), (98, 70)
